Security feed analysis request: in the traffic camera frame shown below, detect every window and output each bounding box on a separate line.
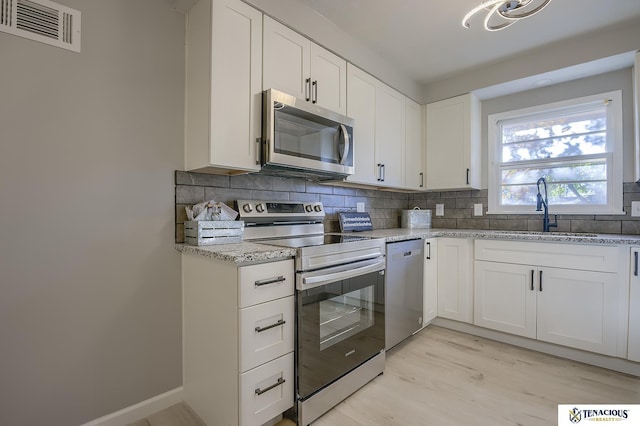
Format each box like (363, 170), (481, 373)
(488, 91), (623, 215)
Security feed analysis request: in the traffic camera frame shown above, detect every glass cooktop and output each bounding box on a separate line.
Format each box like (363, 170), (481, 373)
(263, 233), (371, 249)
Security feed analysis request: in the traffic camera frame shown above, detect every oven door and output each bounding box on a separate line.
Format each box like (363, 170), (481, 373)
(296, 258), (385, 400)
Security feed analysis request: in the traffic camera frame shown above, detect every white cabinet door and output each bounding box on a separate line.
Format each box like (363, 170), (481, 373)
(425, 93), (480, 190)
(629, 247), (640, 361)
(375, 84), (405, 188)
(537, 267), (619, 356)
(263, 17), (346, 115)
(423, 238), (438, 325)
(263, 16), (310, 101)
(310, 43), (346, 114)
(404, 97), (424, 190)
(437, 238), (473, 323)
(474, 261), (536, 338)
(185, 0), (262, 173)
(346, 64), (378, 185)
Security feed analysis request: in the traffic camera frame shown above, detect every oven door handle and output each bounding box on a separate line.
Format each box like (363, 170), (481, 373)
(299, 258), (385, 290)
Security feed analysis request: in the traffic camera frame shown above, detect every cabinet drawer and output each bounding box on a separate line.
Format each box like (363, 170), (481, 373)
(240, 352), (294, 426)
(239, 296), (294, 372)
(239, 259), (294, 308)
(475, 240), (619, 272)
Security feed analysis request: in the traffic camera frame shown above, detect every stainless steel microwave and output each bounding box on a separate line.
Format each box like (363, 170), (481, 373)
(261, 89), (354, 181)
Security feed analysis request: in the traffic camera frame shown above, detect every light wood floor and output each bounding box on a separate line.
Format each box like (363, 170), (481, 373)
(314, 326), (640, 425)
(131, 326), (640, 425)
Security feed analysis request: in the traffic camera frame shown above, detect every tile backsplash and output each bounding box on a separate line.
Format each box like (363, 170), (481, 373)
(175, 171), (408, 243)
(408, 183), (640, 235)
(175, 171), (640, 242)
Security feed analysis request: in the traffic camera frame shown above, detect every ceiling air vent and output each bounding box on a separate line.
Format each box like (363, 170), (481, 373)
(0, 0), (80, 52)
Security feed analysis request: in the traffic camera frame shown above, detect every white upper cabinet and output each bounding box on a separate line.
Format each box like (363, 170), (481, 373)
(346, 64), (378, 185)
(346, 64), (408, 188)
(185, 0), (262, 173)
(426, 93), (481, 190)
(310, 43), (347, 115)
(375, 84), (405, 188)
(263, 16), (346, 115)
(404, 97), (425, 190)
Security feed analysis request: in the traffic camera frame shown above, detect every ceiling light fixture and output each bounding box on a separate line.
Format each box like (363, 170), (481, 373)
(462, 0), (552, 31)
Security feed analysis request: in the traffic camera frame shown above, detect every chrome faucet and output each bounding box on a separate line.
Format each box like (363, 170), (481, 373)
(536, 177), (558, 232)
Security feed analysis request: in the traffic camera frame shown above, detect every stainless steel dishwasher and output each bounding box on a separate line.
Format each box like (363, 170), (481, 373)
(385, 239), (424, 350)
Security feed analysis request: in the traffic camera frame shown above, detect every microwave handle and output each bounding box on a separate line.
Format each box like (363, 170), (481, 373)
(339, 124), (350, 165)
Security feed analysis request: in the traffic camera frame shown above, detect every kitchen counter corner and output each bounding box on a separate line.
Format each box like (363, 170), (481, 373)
(175, 242), (296, 264)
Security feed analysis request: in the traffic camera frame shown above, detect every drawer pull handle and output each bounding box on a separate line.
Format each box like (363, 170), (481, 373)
(255, 319), (286, 333)
(255, 377), (285, 395)
(254, 276), (285, 287)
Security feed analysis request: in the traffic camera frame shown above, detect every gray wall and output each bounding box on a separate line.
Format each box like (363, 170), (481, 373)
(408, 68), (640, 234)
(423, 16), (640, 103)
(482, 68), (635, 185)
(0, 1), (185, 425)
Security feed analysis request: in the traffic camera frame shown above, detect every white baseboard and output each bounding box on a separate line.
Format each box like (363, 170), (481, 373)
(80, 387), (184, 426)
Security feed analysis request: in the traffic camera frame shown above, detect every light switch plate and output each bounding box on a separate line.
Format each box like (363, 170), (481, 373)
(632, 201), (640, 217)
(356, 202), (365, 213)
(435, 204), (444, 216)
(474, 203), (483, 216)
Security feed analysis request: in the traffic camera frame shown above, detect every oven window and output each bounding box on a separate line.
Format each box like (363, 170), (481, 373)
(320, 286), (374, 351)
(297, 269), (385, 399)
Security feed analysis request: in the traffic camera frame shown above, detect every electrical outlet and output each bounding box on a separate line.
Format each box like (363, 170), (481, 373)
(435, 204), (444, 216)
(356, 202), (365, 213)
(474, 203), (483, 216)
(632, 201), (640, 217)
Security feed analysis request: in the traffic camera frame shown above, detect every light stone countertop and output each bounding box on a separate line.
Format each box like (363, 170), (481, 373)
(176, 228), (640, 264)
(176, 241), (296, 265)
(350, 228), (640, 245)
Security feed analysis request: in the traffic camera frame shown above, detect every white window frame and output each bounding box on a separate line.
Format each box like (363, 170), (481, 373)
(488, 90), (623, 215)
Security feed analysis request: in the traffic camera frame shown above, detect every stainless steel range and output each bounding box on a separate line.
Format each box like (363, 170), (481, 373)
(238, 200), (386, 426)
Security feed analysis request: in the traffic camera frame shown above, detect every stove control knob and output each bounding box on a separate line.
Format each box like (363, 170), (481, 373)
(242, 203), (253, 213)
(256, 203), (265, 213)
(313, 205), (322, 212)
(305, 205), (313, 212)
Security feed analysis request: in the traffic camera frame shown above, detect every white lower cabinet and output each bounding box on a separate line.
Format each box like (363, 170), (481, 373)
(437, 238), (473, 323)
(474, 261), (536, 339)
(240, 353), (294, 426)
(423, 238), (438, 325)
(629, 246), (640, 362)
(474, 240), (628, 357)
(183, 254), (295, 426)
